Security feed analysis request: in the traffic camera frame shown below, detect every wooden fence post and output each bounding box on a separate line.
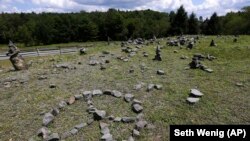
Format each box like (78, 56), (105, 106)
(36, 48), (40, 56)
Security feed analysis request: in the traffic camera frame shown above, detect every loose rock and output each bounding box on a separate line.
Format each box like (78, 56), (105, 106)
(94, 110), (106, 120)
(58, 101), (67, 109)
(43, 113), (54, 126)
(147, 84), (155, 92)
(112, 90), (122, 98)
(132, 104), (143, 113)
(122, 117), (136, 123)
(46, 133), (60, 141)
(124, 94), (134, 102)
(93, 89), (103, 96)
(186, 97), (200, 104)
(157, 70), (165, 75)
(67, 96), (76, 105)
(190, 89), (204, 97)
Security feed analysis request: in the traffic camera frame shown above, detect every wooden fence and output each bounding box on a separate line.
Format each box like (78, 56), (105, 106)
(0, 45), (93, 60)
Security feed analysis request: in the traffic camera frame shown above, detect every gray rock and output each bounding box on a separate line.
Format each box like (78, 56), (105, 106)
(236, 82), (244, 87)
(50, 108), (60, 116)
(37, 127), (50, 139)
(87, 100), (93, 106)
(112, 90), (122, 98)
(55, 63), (70, 69)
(94, 110), (106, 120)
(186, 97), (200, 104)
(132, 104), (143, 113)
(43, 113), (54, 126)
(101, 127), (110, 135)
(114, 117), (122, 122)
(157, 70), (165, 75)
(101, 133), (113, 141)
(134, 84), (143, 90)
(132, 129), (140, 137)
(135, 120), (148, 130)
(46, 133), (60, 141)
(128, 136), (135, 141)
(147, 84), (155, 92)
(136, 113), (144, 120)
(107, 115), (115, 121)
(3, 82), (11, 88)
(103, 90), (112, 95)
(154, 84), (163, 90)
(93, 89), (103, 96)
(87, 105), (96, 113)
(87, 118), (94, 125)
(122, 117), (136, 123)
(70, 128), (78, 135)
(38, 75), (48, 80)
(74, 94), (83, 100)
(100, 122), (109, 129)
(132, 99), (142, 105)
(190, 89), (204, 97)
(89, 60), (99, 66)
(124, 94), (134, 102)
(61, 131), (71, 139)
(49, 84), (56, 88)
(58, 101), (67, 109)
(83, 91), (92, 100)
(74, 123), (87, 130)
(204, 68), (213, 73)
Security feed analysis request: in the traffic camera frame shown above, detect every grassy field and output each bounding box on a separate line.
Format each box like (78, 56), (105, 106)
(0, 36), (249, 141)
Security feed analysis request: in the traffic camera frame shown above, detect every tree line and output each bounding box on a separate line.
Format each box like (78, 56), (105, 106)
(0, 6), (249, 46)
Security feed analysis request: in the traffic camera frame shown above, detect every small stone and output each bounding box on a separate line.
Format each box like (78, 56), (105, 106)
(70, 128), (78, 135)
(46, 133), (59, 141)
(147, 84), (155, 92)
(74, 123), (87, 130)
(132, 99), (142, 105)
(174, 50), (178, 53)
(135, 120), (148, 131)
(37, 127), (50, 139)
(89, 60), (99, 66)
(87, 100), (93, 106)
(132, 129), (140, 137)
(87, 105), (96, 113)
(186, 97), (200, 104)
(112, 90), (122, 98)
(124, 94), (134, 102)
(180, 56), (188, 59)
(157, 70), (165, 75)
(101, 133), (113, 141)
(128, 136), (135, 141)
(107, 115), (115, 121)
(3, 82), (11, 88)
(94, 110), (106, 120)
(134, 84), (143, 90)
(236, 82), (244, 87)
(100, 122), (109, 129)
(101, 127), (110, 135)
(143, 53), (149, 57)
(58, 101), (67, 109)
(61, 131), (71, 139)
(204, 68), (213, 73)
(103, 90), (112, 95)
(105, 60), (110, 63)
(49, 84), (56, 88)
(74, 94), (83, 100)
(93, 89), (103, 96)
(114, 117), (122, 122)
(87, 118), (94, 125)
(132, 104), (143, 113)
(154, 84), (163, 90)
(136, 113), (144, 120)
(122, 117), (136, 123)
(67, 96), (76, 105)
(190, 89), (204, 97)
(50, 108), (60, 116)
(43, 113), (54, 126)
(83, 91), (92, 100)
(38, 75), (47, 80)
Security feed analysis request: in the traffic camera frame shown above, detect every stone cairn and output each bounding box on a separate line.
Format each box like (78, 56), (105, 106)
(6, 41), (28, 71)
(153, 46), (162, 61)
(210, 39), (217, 47)
(32, 89), (149, 141)
(189, 54), (214, 73)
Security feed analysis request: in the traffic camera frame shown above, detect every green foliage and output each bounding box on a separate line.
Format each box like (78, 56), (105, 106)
(0, 6), (250, 45)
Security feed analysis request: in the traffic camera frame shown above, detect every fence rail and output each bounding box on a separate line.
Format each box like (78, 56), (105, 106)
(0, 46), (84, 60)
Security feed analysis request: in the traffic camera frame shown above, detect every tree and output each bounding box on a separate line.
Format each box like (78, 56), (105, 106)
(171, 5), (188, 35)
(207, 12), (222, 35)
(188, 12), (199, 34)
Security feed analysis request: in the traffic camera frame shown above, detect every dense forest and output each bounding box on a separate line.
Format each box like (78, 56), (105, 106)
(0, 6), (249, 46)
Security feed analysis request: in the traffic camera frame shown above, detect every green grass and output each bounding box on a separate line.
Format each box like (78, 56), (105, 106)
(0, 36), (249, 141)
